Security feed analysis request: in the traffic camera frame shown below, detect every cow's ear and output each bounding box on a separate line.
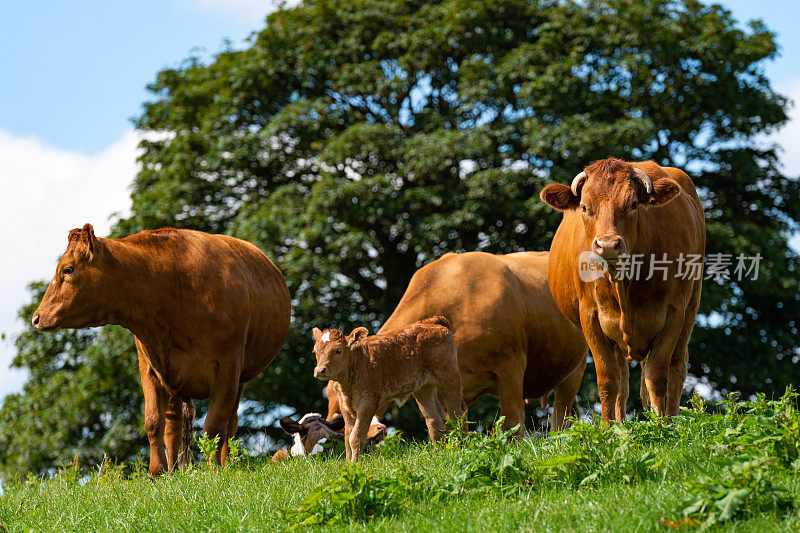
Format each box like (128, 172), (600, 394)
(279, 417), (303, 435)
(324, 414), (345, 431)
(312, 327), (322, 342)
(540, 183), (580, 211)
(347, 327), (369, 346)
(648, 178), (681, 207)
(76, 223), (99, 260)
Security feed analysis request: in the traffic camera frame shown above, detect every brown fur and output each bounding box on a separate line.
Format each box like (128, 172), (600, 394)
(540, 159), (705, 421)
(312, 318), (465, 462)
(32, 224), (291, 475)
(327, 251), (588, 433)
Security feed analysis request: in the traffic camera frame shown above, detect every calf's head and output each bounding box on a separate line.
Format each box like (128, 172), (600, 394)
(311, 326), (369, 381)
(540, 158), (681, 260)
(279, 413), (345, 456)
(32, 224), (109, 332)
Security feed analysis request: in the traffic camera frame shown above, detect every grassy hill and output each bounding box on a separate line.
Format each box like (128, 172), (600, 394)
(1, 391), (798, 532)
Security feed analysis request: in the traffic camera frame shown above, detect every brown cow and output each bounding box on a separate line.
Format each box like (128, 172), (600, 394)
(327, 251), (588, 434)
(540, 158), (705, 421)
(312, 316), (465, 462)
(32, 224), (291, 475)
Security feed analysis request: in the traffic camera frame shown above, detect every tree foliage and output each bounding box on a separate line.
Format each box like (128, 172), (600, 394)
(2, 0), (798, 478)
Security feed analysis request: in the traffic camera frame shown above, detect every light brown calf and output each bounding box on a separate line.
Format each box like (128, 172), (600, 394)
(312, 316), (465, 462)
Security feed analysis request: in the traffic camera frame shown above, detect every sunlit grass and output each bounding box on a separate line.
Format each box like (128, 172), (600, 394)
(1, 393), (799, 532)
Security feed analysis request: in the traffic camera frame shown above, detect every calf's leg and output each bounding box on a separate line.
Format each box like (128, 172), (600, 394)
(349, 404), (376, 462)
(340, 403), (356, 462)
(414, 385), (446, 443)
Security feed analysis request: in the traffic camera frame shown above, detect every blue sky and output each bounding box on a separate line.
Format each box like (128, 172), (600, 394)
(0, 0), (798, 398)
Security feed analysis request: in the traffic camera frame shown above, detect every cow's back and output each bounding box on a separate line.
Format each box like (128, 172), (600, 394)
(123, 229), (290, 388)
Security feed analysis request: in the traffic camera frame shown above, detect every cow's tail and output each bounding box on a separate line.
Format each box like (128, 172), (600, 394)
(180, 400), (196, 466)
(421, 315), (452, 330)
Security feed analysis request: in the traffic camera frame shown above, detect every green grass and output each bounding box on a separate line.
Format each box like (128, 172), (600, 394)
(1, 392), (799, 532)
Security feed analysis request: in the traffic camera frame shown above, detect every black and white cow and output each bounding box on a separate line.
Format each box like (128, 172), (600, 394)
(271, 413), (387, 462)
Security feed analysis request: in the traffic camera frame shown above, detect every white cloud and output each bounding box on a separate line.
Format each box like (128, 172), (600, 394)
(0, 130), (138, 398)
(769, 78), (800, 253)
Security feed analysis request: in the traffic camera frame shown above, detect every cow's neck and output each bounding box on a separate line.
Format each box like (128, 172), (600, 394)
(97, 238), (176, 342)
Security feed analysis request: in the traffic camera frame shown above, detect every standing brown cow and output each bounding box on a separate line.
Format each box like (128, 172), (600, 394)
(327, 251), (588, 434)
(540, 158), (705, 421)
(32, 224), (290, 475)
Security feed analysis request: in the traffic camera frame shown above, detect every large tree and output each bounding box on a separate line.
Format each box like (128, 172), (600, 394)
(2, 0), (798, 479)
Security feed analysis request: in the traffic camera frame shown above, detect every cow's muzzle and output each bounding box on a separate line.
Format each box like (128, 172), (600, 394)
(314, 366), (329, 380)
(31, 312), (59, 332)
(592, 235), (625, 259)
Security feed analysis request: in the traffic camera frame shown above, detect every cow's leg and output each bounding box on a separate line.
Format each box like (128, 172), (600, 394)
(219, 383), (244, 464)
(580, 310), (622, 422)
(665, 309), (696, 416)
(614, 348), (630, 421)
(349, 403), (377, 462)
(665, 284), (701, 416)
(551, 357), (586, 431)
(640, 370), (651, 411)
(164, 395), (185, 471)
(642, 307), (685, 416)
(138, 351), (168, 476)
(414, 385), (446, 443)
(178, 400), (195, 467)
(494, 352), (526, 436)
(203, 364), (241, 466)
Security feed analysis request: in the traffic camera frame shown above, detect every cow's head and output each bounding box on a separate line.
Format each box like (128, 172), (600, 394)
(279, 413), (345, 456)
(540, 159), (681, 260)
(312, 326), (368, 381)
(32, 224), (109, 332)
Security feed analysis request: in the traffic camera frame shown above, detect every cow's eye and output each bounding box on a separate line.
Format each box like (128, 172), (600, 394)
(62, 266), (74, 276)
(631, 201), (638, 211)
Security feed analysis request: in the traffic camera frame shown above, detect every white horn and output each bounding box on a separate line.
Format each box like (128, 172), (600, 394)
(632, 168), (653, 193)
(570, 171), (587, 196)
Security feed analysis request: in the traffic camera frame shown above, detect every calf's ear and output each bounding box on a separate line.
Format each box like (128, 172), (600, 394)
(648, 178), (681, 207)
(347, 327), (369, 346)
(325, 414), (346, 431)
(279, 417), (303, 435)
(540, 183), (580, 211)
(312, 327), (323, 342)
